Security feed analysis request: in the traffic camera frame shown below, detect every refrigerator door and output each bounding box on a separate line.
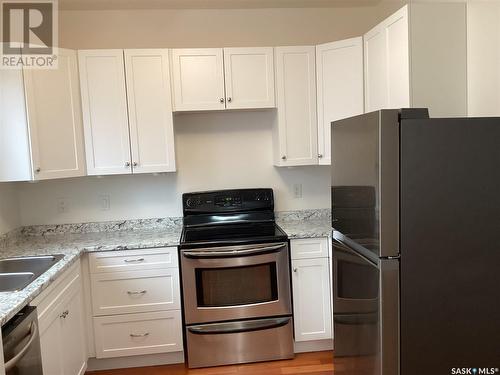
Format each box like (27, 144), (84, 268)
(332, 238), (399, 375)
(331, 110), (401, 258)
(400, 117), (500, 374)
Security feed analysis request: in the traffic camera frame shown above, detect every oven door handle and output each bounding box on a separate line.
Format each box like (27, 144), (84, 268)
(187, 317), (291, 335)
(182, 242), (286, 258)
(4, 321), (38, 372)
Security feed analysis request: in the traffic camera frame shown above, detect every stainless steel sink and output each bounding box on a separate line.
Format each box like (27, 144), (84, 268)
(0, 255), (64, 292)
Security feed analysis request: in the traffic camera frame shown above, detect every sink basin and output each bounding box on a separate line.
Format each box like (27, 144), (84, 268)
(0, 273), (35, 292)
(0, 255), (64, 292)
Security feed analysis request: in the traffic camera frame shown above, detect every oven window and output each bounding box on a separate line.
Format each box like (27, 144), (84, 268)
(337, 259), (378, 300)
(195, 263), (278, 307)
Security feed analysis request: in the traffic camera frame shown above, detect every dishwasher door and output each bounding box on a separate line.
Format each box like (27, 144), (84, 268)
(2, 306), (43, 375)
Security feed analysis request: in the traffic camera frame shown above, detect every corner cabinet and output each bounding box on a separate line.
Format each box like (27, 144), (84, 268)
(78, 49), (176, 176)
(364, 3), (467, 117)
(0, 48), (86, 182)
(170, 47), (275, 111)
(316, 38), (364, 166)
(273, 46), (318, 167)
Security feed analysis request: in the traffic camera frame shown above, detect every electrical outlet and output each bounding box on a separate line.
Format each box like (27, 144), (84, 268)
(56, 198), (69, 214)
(293, 184), (303, 199)
(100, 195), (110, 211)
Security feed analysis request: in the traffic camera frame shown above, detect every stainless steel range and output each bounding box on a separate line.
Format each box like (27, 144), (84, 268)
(179, 188), (294, 368)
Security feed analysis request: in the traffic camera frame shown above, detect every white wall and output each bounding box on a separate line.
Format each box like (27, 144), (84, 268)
(18, 111), (331, 225)
(15, 3), (403, 226)
(0, 183), (20, 235)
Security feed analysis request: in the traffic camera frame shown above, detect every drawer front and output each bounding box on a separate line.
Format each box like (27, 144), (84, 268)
(290, 238), (329, 260)
(94, 310), (183, 358)
(89, 247), (178, 274)
(91, 269), (180, 316)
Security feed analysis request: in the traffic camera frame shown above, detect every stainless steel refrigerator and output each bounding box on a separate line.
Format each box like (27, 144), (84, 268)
(331, 109), (500, 375)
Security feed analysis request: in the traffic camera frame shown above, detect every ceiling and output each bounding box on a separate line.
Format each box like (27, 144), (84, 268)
(59, 0), (384, 10)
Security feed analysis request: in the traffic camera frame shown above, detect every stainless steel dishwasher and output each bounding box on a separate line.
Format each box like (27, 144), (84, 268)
(2, 306), (43, 375)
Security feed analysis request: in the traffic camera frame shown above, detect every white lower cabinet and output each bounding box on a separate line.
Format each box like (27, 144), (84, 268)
(88, 247), (183, 360)
(32, 261), (87, 375)
(93, 310), (182, 358)
(291, 238), (332, 342)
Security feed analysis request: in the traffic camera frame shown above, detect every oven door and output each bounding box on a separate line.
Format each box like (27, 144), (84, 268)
(180, 242), (292, 325)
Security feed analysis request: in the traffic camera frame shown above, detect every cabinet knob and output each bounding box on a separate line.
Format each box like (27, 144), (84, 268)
(318, 154), (323, 159)
(133, 162), (138, 167)
(293, 268), (298, 273)
(219, 98), (225, 103)
(35, 168), (41, 173)
(227, 97), (232, 103)
(281, 155), (287, 160)
(125, 161), (131, 167)
(60, 310), (69, 319)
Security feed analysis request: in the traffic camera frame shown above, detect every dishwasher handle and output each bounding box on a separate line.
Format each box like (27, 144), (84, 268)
(4, 321), (38, 372)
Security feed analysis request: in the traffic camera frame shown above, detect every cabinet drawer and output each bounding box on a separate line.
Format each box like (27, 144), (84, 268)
(91, 269), (180, 316)
(89, 247), (178, 274)
(94, 310), (183, 358)
(290, 238), (329, 260)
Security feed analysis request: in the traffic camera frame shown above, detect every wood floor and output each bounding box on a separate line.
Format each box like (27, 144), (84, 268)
(86, 351), (334, 375)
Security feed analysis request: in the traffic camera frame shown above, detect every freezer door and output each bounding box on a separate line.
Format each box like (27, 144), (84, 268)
(332, 240), (399, 375)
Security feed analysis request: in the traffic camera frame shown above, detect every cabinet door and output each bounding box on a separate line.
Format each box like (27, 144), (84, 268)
(124, 49), (176, 174)
(170, 48), (225, 111)
(316, 38), (364, 165)
(223, 47), (275, 109)
(60, 289), (87, 375)
(40, 302), (65, 375)
(292, 258), (332, 341)
(78, 50), (132, 175)
(274, 46), (318, 166)
(0, 66), (32, 182)
(364, 5), (409, 112)
(23, 48), (85, 180)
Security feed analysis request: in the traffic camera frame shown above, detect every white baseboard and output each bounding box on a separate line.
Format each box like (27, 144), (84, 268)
(294, 339), (333, 353)
(86, 351), (184, 371)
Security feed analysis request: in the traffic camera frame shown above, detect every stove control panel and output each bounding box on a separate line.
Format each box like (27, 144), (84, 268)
(183, 188), (274, 215)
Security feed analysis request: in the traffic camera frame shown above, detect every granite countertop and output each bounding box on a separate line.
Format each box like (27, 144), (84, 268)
(0, 209), (332, 327)
(0, 226), (182, 326)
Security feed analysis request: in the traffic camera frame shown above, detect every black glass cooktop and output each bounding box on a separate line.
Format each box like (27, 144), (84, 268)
(180, 222), (288, 248)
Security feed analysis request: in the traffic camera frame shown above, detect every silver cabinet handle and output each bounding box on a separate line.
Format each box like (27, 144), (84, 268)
(124, 258), (145, 263)
(219, 98), (225, 103)
(4, 322), (38, 371)
(127, 290), (147, 295)
(125, 161), (131, 167)
(227, 97), (232, 102)
(130, 332), (149, 338)
(133, 162), (138, 167)
(60, 310), (69, 319)
(318, 154), (323, 158)
(281, 155), (287, 160)
(293, 268), (298, 273)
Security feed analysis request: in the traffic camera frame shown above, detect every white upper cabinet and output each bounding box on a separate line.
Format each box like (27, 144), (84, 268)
(124, 49), (176, 173)
(223, 47), (275, 109)
(316, 38), (364, 165)
(0, 47), (85, 182)
(364, 3), (467, 117)
(78, 50), (132, 175)
(79, 49), (176, 176)
(364, 5), (409, 113)
(467, 1), (500, 117)
(24, 48), (86, 180)
(171, 47), (275, 111)
(274, 46), (318, 167)
(170, 48), (225, 111)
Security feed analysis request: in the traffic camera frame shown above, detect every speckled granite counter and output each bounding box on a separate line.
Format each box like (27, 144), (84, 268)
(276, 209), (332, 239)
(0, 225), (182, 326)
